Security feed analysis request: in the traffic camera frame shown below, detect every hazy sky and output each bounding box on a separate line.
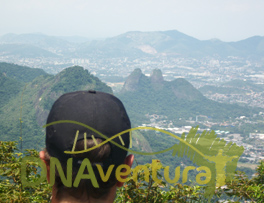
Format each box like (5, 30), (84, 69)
(0, 0), (263, 42)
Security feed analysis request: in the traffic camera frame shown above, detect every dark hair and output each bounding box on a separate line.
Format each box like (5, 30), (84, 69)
(44, 138), (117, 201)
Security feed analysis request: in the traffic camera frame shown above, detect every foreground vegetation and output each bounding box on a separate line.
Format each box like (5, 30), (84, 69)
(0, 141), (263, 202)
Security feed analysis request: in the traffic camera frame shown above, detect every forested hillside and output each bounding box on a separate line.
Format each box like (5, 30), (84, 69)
(0, 62), (48, 83)
(0, 63), (160, 165)
(0, 63), (112, 150)
(117, 68), (260, 126)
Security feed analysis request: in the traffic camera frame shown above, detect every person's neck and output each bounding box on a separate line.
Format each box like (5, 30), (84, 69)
(51, 186), (117, 203)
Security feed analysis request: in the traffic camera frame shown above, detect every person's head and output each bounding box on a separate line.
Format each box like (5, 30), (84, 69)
(40, 90), (134, 203)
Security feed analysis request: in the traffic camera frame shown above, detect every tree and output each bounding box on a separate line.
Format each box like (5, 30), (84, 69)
(0, 141), (263, 202)
(220, 160), (264, 202)
(0, 141), (51, 202)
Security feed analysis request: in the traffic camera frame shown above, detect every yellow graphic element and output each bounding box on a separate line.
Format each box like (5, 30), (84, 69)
(43, 120), (206, 157)
(43, 120), (244, 198)
(91, 135), (98, 146)
(84, 133), (87, 150)
(21, 156), (212, 188)
(164, 165), (181, 184)
(19, 84), (28, 151)
(172, 126), (244, 196)
(119, 135), (125, 146)
(50, 157), (72, 187)
(204, 149), (238, 187)
(21, 156), (46, 188)
(152, 160), (163, 184)
(72, 130), (79, 152)
(96, 164), (115, 182)
(116, 164), (131, 182)
(129, 131), (132, 148)
(73, 158), (99, 188)
(196, 166), (211, 185)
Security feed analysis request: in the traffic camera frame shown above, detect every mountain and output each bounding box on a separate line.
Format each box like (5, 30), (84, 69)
(1, 31), (263, 59)
(0, 62), (48, 83)
(0, 63), (175, 168)
(57, 35), (91, 43)
(0, 44), (58, 58)
(77, 35), (148, 57)
(77, 30), (264, 58)
(0, 33), (88, 45)
(121, 68), (204, 100)
(0, 72), (22, 107)
(228, 36), (264, 58)
(0, 62), (48, 106)
(0, 64), (112, 150)
(0, 33), (75, 56)
(117, 69), (259, 125)
(76, 30), (201, 57)
(0, 33), (73, 48)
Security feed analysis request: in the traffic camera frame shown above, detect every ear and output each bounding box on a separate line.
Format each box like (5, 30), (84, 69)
(116, 154), (134, 187)
(39, 151), (50, 183)
(124, 154), (134, 168)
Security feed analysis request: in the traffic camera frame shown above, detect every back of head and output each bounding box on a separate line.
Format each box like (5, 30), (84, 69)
(45, 90), (131, 201)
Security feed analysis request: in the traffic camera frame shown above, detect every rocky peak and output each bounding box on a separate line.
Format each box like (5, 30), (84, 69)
(150, 69), (164, 83)
(121, 68), (147, 92)
(150, 69), (164, 90)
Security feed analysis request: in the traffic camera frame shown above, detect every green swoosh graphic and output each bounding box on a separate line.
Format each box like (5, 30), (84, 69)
(43, 120), (206, 157)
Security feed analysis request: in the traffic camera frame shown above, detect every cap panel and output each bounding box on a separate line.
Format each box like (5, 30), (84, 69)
(46, 90), (131, 166)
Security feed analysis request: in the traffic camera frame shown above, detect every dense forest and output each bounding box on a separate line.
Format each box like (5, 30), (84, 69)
(0, 141), (263, 202)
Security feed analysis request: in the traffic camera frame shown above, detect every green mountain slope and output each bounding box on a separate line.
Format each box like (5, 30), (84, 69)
(117, 69), (259, 125)
(0, 72), (23, 107)
(0, 62), (48, 83)
(0, 64), (112, 151)
(1, 31), (264, 59)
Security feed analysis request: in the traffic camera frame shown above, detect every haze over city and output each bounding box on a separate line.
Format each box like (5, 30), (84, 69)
(1, 0), (264, 42)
